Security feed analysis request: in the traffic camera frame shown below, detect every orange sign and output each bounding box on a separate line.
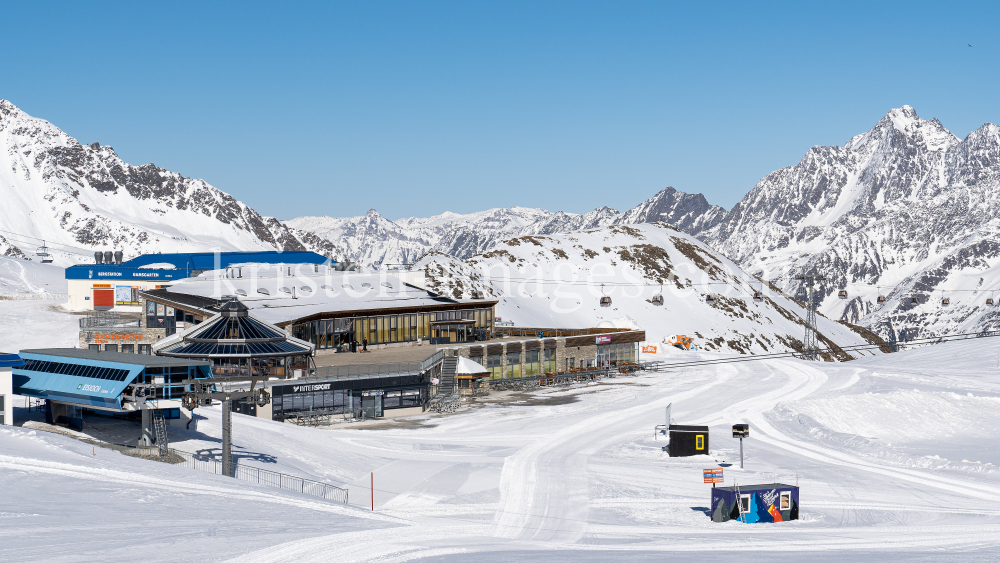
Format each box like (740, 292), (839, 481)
(92, 284), (112, 288)
(642, 345), (657, 354)
(703, 468), (724, 483)
(90, 333), (144, 340)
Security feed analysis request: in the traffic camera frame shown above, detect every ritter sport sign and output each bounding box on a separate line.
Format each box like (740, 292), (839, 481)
(704, 468), (724, 484)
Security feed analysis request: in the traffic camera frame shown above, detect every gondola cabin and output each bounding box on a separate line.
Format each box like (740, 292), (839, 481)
(910, 296), (919, 305)
(837, 290), (848, 300)
(668, 425), (709, 457)
(876, 295), (886, 304)
(600, 296), (612, 308)
(752, 291), (762, 303)
(711, 484), (799, 523)
(942, 297), (950, 307)
(988, 298), (995, 306)
(705, 295), (716, 306)
(651, 294), (663, 306)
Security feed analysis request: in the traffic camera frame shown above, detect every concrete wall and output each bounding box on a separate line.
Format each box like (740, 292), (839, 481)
(383, 406), (423, 419)
(0, 366), (11, 425)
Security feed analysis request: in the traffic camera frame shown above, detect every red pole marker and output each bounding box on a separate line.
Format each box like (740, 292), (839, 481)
(371, 472), (374, 511)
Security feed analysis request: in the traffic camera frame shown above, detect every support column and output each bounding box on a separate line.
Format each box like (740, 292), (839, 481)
(139, 405), (154, 446)
(222, 399), (233, 477)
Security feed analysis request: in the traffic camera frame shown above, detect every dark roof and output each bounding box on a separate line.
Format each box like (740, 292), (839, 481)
(716, 483), (798, 492)
(669, 425), (709, 432)
(21, 349), (211, 368)
(141, 288), (221, 314)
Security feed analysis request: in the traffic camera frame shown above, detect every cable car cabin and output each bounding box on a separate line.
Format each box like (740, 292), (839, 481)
(600, 296), (612, 307)
(471, 290), (485, 300)
(942, 297), (950, 307)
(711, 484), (799, 523)
(668, 425), (709, 457)
(988, 298), (995, 306)
(910, 296), (920, 305)
(651, 294), (663, 306)
(705, 295), (716, 306)
(877, 295), (886, 304)
(753, 291), (762, 303)
(838, 290), (848, 300)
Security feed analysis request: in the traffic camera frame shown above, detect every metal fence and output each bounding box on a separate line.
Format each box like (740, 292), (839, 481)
(107, 443), (349, 504)
(79, 311), (142, 329)
(171, 449), (350, 504)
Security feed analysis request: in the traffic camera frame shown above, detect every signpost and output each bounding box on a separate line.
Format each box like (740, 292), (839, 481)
(733, 424), (750, 468)
(704, 468), (724, 487)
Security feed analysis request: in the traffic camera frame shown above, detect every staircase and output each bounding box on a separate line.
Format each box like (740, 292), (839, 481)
(428, 356), (460, 413)
(152, 409), (169, 457)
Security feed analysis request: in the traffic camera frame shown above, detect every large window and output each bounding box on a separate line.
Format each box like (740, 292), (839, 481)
(506, 351), (521, 378)
(525, 350), (540, 376)
(544, 349), (556, 374)
(486, 354), (502, 379)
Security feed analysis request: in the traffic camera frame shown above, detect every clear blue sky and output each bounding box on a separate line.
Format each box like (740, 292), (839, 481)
(3, 1), (998, 220)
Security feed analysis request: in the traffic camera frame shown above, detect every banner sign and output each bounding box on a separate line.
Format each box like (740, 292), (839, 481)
(596, 335), (612, 344)
(642, 345), (657, 353)
(703, 468), (724, 483)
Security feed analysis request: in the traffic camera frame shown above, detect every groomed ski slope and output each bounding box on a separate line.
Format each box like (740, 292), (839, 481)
(3, 339), (1000, 562)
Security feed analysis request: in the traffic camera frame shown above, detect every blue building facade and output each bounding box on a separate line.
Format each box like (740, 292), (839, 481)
(13, 348), (212, 430)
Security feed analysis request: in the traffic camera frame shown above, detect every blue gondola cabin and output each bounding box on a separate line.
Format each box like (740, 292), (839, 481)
(711, 483), (799, 523)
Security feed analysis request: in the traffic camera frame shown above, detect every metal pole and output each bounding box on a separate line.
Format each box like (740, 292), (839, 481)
(740, 437), (744, 469)
(222, 399), (233, 477)
(371, 472), (374, 511)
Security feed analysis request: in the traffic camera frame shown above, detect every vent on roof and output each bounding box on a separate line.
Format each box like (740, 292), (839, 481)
(235, 289), (247, 296)
(361, 283), (373, 289)
(342, 284), (354, 290)
(321, 285), (333, 291)
(300, 286), (313, 293)
(279, 287), (292, 294)
(381, 282), (392, 289)
(257, 288), (270, 295)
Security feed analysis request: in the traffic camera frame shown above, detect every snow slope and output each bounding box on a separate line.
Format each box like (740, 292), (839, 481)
(416, 223), (878, 355)
(5, 338), (1000, 561)
(0, 100), (340, 266)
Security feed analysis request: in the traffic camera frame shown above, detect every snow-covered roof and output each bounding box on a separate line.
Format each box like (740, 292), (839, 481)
(455, 357), (488, 375)
(160, 272), (494, 325)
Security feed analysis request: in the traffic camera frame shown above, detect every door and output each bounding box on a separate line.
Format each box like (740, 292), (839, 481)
(361, 396), (376, 418)
(93, 289), (114, 309)
(597, 353), (610, 369)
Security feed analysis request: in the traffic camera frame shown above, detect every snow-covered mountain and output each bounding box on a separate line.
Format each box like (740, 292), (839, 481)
(285, 205), (622, 268)
(695, 106), (1000, 340)
(412, 222), (883, 356)
(285, 187), (727, 268)
(0, 100), (342, 265)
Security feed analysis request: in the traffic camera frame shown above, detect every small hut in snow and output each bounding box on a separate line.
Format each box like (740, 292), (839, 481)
(455, 357), (488, 395)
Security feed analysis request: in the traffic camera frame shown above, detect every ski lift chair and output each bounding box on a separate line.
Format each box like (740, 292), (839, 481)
(36, 241), (53, 263)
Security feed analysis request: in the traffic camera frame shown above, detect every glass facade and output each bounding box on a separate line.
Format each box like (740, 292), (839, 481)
(597, 342), (639, 366)
(505, 351), (521, 378)
(524, 350), (540, 376)
(486, 354), (502, 379)
(543, 349), (556, 374)
(292, 307), (494, 350)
